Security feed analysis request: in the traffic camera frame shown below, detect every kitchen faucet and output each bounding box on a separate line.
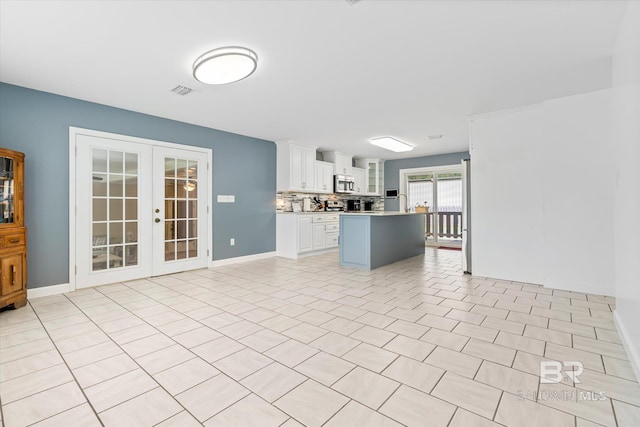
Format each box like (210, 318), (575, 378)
(397, 194), (409, 213)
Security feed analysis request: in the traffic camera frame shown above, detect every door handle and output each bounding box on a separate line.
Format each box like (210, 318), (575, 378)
(155, 218), (161, 223)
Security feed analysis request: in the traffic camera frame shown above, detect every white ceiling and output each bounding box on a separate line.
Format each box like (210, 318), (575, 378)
(0, 0), (627, 160)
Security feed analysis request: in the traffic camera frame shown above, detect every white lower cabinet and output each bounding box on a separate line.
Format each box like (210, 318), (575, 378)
(276, 213), (340, 259)
(298, 215), (313, 253)
(312, 223), (326, 250)
(324, 214), (340, 248)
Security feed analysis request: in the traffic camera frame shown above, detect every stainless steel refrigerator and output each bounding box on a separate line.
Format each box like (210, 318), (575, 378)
(461, 158), (472, 274)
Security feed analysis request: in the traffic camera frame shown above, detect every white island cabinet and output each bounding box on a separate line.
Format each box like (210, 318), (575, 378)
(277, 213), (340, 259)
(276, 140), (317, 192)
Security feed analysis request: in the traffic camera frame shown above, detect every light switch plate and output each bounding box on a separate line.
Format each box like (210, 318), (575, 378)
(217, 195), (235, 203)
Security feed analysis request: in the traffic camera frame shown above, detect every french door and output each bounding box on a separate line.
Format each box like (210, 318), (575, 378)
(403, 166), (463, 248)
(74, 130), (209, 288)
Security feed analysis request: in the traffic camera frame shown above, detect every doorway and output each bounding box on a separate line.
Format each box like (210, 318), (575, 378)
(400, 165), (463, 248)
(70, 128), (212, 289)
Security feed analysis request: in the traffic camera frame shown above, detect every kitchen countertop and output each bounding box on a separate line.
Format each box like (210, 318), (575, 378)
(277, 211), (343, 214)
(276, 211), (419, 216)
(340, 211), (423, 216)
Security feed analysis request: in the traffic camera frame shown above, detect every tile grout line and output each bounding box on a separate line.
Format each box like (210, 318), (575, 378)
(8, 250), (633, 426)
(63, 288), (210, 424)
(25, 300), (106, 427)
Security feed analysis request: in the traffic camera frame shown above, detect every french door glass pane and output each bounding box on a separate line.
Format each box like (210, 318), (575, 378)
(92, 148), (139, 271)
(407, 173), (435, 244)
(436, 172), (463, 244)
(164, 157), (199, 261)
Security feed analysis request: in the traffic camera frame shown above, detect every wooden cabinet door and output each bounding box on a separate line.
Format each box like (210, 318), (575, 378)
(1, 254), (24, 295)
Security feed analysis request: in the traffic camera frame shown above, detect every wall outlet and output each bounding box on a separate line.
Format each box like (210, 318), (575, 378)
(230, 238), (235, 246)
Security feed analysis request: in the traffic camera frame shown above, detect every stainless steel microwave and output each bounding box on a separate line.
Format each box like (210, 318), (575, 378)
(334, 174), (355, 193)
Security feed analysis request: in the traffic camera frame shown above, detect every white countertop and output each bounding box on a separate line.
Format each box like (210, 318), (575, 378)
(277, 211), (342, 214)
(340, 212), (424, 216)
(276, 211), (421, 216)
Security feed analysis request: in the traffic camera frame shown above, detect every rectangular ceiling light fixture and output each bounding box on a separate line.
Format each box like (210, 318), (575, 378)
(370, 137), (414, 152)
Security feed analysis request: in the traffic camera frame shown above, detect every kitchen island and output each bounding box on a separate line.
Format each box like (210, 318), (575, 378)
(339, 212), (426, 270)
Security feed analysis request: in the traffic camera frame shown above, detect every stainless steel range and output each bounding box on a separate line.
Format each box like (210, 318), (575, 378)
(325, 200), (344, 211)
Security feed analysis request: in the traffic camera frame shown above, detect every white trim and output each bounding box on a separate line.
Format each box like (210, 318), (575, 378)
(613, 310), (640, 384)
(69, 128), (77, 292)
(542, 279), (614, 298)
(467, 103), (544, 122)
(27, 283), (71, 299)
(398, 164), (462, 209)
(69, 127), (214, 291)
(209, 251), (276, 268)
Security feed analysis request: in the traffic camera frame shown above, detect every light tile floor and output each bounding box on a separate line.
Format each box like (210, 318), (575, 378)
(1, 249), (639, 426)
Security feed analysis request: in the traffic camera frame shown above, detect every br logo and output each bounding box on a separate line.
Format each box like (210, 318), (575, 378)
(540, 361), (584, 384)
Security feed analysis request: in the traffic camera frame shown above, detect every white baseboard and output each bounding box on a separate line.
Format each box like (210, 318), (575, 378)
(27, 283), (71, 299)
(613, 310), (640, 384)
(293, 248), (339, 259)
(209, 251), (276, 268)
(543, 279), (614, 298)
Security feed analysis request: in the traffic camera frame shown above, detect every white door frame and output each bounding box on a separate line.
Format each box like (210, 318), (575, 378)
(69, 127), (213, 292)
(399, 164), (462, 246)
(398, 164), (461, 211)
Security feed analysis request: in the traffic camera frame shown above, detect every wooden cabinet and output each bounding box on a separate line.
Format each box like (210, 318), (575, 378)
(276, 141), (316, 192)
(0, 148), (27, 310)
(314, 161), (334, 194)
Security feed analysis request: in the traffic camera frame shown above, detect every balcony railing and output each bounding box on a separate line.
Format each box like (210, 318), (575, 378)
(425, 211), (462, 239)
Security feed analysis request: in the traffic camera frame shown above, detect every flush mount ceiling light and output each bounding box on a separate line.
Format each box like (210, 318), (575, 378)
(192, 46), (258, 85)
(370, 137), (414, 153)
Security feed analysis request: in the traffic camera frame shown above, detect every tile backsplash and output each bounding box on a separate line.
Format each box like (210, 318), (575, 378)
(276, 192), (384, 212)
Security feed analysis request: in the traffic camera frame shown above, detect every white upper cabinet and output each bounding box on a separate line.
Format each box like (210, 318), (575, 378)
(315, 160), (334, 194)
(276, 141), (317, 192)
(350, 167), (366, 195)
(355, 158), (384, 195)
(323, 151), (352, 175)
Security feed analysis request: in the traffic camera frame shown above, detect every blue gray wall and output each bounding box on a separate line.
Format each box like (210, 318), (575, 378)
(0, 83), (276, 288)
(384, 152), (469, 211)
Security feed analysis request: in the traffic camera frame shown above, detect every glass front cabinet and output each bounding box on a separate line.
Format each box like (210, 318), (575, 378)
(356, 158), (384, 196)
(0, 148), (27, 309)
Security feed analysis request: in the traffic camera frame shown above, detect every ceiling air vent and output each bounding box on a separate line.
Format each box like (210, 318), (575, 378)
(171, 85), (193, 96)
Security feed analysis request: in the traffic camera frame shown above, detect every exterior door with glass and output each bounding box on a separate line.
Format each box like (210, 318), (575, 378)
(405, 167), (463, 248)
(152, 147), (208, 276)
(75, 131), (209, 288)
